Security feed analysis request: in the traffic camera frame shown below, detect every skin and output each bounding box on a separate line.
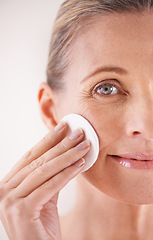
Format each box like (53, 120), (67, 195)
(1, 10), (153, 240)
(66, 11), (153, 205)
(45, 11), (153, 239)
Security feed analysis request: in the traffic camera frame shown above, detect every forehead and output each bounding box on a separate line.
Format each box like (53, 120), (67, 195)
(75, 11), (153, 46)
(68, 12), (153, 73)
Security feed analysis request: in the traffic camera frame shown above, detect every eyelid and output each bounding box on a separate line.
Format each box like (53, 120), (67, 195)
(95, 79), (120, 87)
(92, 79), (122, 95)
(90, 78), (130, 97)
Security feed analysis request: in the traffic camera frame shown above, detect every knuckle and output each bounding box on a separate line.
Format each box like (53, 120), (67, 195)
(0, 197), (26, 219)
(0, 195), (14, 212)
(33, 164), (47, 175)
(13, 199), (27, 216)
(23, 148), (33, 161)
(29, 157), (43, 170)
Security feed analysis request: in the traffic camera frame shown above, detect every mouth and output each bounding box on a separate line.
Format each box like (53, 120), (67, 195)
(112, 155), (148, 161)
(109, 155), (153, 170)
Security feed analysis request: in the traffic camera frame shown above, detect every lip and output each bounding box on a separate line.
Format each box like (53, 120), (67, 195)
(109, 154), (153, 170)
(115, 153), (153, 161)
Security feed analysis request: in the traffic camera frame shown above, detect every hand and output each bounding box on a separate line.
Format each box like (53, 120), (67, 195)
(0, 122), (90, 240)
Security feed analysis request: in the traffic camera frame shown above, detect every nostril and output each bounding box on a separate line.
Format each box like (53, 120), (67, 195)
(133, 131), (140, 135)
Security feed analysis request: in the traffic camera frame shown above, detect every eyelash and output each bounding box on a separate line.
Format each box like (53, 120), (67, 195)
(92, 80), (124, 97)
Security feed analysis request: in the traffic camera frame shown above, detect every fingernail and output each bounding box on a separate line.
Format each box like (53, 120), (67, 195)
(74, 158), (85, 167)
(69, 128), (83, 140)
(54, 121), (66, 132)
(75, 140), (91, 150)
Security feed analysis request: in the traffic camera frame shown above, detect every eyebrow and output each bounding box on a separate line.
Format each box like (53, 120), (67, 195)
(81, 65), (128, 84)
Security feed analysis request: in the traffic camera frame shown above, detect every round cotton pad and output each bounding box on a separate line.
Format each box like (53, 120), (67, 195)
(61, 114), (99, 172)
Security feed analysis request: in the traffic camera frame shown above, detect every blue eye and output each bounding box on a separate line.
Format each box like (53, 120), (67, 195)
(96, 83), (119, 95)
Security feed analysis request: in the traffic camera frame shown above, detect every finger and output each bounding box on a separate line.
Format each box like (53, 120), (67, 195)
(15, 140), (90, 197)
(2, 122), (68, 183)
(7, 128), (85, 189)
(26, 158), (85, 212)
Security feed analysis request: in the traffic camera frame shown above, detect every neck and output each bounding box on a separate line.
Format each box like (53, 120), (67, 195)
(63, 175), (153, 240)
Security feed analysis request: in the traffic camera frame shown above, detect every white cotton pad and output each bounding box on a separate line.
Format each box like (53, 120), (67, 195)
(61, 114), (99, 172)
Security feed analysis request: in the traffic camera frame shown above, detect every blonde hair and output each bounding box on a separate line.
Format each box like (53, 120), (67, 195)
(46, 0), (153, 91)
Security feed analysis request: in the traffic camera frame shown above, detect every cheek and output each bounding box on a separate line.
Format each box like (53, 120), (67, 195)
(78, 101), (126, 150)
(58, 90), (127, 151)
(77, 102), (126, 194)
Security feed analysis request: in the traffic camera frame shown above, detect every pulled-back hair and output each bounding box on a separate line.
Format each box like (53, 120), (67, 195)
(46, 0), (153, 91)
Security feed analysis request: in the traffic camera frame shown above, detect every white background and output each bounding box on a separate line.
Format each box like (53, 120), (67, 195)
(0, 1), (76, 239)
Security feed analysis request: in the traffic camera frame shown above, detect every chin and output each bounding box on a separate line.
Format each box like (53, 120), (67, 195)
(94, 182), (153, 205)
(82, 168), (153, 206)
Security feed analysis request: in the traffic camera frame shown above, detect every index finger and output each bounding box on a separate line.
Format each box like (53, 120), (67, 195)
(2, 121), (68, 183)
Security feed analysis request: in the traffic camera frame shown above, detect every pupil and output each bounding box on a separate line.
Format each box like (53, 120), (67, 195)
(102, 85), (113, 95)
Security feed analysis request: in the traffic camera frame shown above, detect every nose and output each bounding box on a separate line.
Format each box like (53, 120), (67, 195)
(125, 100), (153, 140)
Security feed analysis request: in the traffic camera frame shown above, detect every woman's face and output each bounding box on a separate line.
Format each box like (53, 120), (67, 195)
(53, 11), (153, 204)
